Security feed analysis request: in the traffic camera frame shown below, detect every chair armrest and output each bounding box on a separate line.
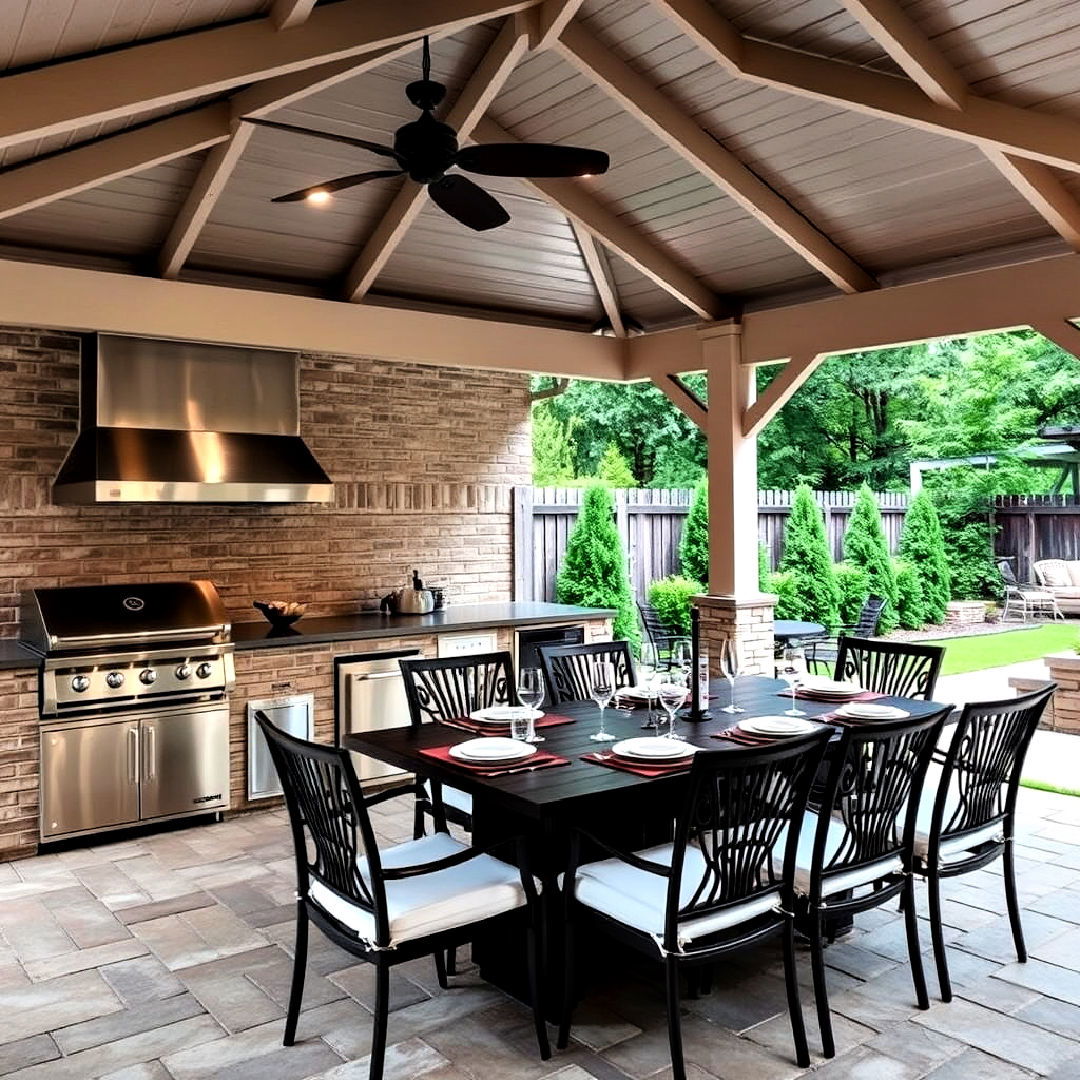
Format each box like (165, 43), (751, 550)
(381, 839), (512, 880)
(571, 828), (671, 877)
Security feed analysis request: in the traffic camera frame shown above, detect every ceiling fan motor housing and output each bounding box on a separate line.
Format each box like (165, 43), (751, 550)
(394, 111), (460, 184)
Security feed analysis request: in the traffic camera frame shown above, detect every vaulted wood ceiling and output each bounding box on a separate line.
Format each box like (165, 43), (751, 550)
(0, 0), (1078, 335)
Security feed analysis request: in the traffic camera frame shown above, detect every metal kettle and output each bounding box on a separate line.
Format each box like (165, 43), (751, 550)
(380, 569), (434, 615)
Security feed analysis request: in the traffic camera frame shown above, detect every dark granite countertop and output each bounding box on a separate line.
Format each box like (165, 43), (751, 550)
(230, 602), (615, 651)
(0, 639), (39, 671)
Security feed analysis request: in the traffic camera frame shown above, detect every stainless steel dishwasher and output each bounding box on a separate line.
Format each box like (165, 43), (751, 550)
(336, 651), (420, 783)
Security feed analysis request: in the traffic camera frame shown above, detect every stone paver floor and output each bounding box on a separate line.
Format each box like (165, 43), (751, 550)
(2, 788), (1080, 1079)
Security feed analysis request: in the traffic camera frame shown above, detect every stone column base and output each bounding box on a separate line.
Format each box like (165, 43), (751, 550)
(695, 593), (777, 677)
(1042, 654), (1080, 733)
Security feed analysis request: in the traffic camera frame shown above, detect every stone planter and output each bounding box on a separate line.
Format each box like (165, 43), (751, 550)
(1039, 652), (1080, 733)
(945, 600), (989, 627)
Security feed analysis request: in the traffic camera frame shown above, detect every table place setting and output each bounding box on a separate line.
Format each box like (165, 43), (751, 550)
(437, 706), (577, 738)
(419, 737), (571, 777)
(582, 735), (699, 777)
(714, 714), (826, 746)
(819, 701), (911, 727)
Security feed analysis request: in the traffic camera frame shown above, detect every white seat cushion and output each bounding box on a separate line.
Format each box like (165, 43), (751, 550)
(572, 842), (781, 953)
(308, 832), (529, 947)
(912, 768), (1004, 861)
(1036, 559), (1071, 587)
(424, 780), (472, 817)
(774, 811), (902, 897)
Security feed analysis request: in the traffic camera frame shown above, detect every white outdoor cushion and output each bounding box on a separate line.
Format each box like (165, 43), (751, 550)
(1045, 586), (1080, 599)
(308, 832), (529, 946)
(912, 767), (1004, 861)
(1067, 562), (1080, 586)
(773, 811), (902, 897)
(1036, 559), (1071, 587)
(572, 842), (781, 953)
(424, 780), (472, 817)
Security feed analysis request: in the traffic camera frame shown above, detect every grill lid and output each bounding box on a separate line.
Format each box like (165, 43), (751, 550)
(20, 580), (230, 654)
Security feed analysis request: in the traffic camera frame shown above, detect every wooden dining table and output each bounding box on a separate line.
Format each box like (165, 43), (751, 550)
(343, 674), (948, 1011)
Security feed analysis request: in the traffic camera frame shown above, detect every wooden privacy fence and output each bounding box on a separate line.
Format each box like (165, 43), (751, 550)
(514, 487), (908, 603)
(993, 495), (1080, 581)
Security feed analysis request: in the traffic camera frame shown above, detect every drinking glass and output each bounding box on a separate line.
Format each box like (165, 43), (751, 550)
(517, 668), (545, 743)
(718, 639), (744, 714)
(779, 646), (807, 717)
(658, 673), (688, 740)
(509, 711), (530, 741)
(638, 642), (660, 730)
(671, 638), (692, 678)
(589, 660), (617, 742)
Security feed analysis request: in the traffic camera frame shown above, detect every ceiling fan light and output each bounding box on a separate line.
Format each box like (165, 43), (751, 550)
(306, 189), (331, 205)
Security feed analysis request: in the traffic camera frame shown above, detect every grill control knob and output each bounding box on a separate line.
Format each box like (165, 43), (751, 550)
(139, 669), (157, 685)
(71, 675), (90, 693)
(105, 671), (125, 689)
(175, 664), (192, 680)
(195, 662), (213, 680)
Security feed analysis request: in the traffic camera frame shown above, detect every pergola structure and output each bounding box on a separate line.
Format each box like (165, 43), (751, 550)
(5, 0), (1080, 665)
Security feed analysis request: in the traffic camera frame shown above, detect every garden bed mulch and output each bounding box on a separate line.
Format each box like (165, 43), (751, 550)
(880, 621), (1048, 643)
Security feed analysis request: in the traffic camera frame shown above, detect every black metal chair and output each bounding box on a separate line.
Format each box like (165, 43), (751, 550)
(637, 600), (679, 666)
(913, 684), (1056, 1002)
(399, 651), (516, 837)
(538, 640), (636, 705)
(781, 708), (949, 1057)
(558, 730), (833, 1079)
(834, 636), (945, 700)
(805, 595), (887, 674)
(255, 713), (550, 1080)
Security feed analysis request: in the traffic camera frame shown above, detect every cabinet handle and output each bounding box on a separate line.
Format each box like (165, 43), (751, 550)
(128, 728), (139, 785)
(143, 725), (156, 781)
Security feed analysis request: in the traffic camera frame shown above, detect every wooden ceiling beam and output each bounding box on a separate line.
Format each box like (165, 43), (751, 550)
(0, 0), (535, 152)
(270, 0), (319, 30)
(653, 373), (707, 428)
(741, 353), (824, 436)
(344, 18), (529, 302)
(572, 221), (626, 336)
(556, 21), (876, 294)
(474, 118), (726, 320)
(652, 0), (1080, 177)
(0, 103), (232, 222)
(529, 0), (587, 50)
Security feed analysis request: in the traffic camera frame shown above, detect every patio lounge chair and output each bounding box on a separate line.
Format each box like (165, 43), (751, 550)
(1024, 559), (1073, 617)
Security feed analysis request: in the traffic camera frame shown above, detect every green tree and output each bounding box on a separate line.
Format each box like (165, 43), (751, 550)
(650, 443), (705, 487)
(531, 403), (576, 485)
(893, 559), (927, 630)
(779, 485), (840, 628)
(680, 479), (709, 585)
(758, 541), (771, 593)
(844, 485), (900, 631)
(899, 491), (951, 622)
(597, 443), (637, 487)
(555, 485), (640, 648)
(834, 562), (870, 626)
(648, 576), (703, 635)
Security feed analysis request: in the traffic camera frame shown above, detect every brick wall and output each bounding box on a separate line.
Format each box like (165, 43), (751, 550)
(0, 328), (532, 632)
(0, 665), (40, 859)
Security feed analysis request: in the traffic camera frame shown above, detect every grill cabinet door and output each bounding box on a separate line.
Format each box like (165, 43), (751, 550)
(140, 705), (229, 820)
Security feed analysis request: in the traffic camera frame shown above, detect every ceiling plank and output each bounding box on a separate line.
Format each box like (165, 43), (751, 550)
(473, 118), (726, 320)
(160, 43), (414, 281)
(556, 21), (876, 294)
(0, 0), (536, 152)
(572, 221), (625, 336)
(344, 17), (529, 302)
(271, 0), (318, 30)
(652, 0), (1080, 176)
(0, 103), (232, 222)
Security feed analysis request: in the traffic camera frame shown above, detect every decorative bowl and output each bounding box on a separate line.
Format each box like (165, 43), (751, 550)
(253, 600), (307, 629)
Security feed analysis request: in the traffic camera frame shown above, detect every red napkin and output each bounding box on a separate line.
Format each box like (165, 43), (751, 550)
(419, 744), (571, 776)
(438, 713), (576, 736)
(778, 689), (886, 702)
(581, 751), (693, 778)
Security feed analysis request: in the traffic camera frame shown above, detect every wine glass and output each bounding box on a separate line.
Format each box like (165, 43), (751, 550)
(671, 638), (692, 679)
(589, 660), (617, 742)
(779, 645), (806, 717)
(517, 667), (545, 743)
(718, 639), (744, 714)
(658, 672), (688, 740)
(638, 642), (660, 730)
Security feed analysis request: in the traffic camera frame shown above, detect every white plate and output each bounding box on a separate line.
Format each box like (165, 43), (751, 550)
(448, 738), (536, 764)
(834, 703), (909, 720)
(611, 737), (698, 761)
(738, 716), (818, 737)
(469, 706), (543, 724)
(799, 677), (863, 697)
(614, 686), (654, 701)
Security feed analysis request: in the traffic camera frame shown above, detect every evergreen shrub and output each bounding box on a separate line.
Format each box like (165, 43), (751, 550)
(893, 559), (927, 630)
(834, 562), (870, 626)
(648, 576), (704, 636)
(768, 571), (799, 620)
(679, 479), (709, 585)
(899, 492), (951, 623)
(844, 485), (900, 632)
(780, 485), (840, 629)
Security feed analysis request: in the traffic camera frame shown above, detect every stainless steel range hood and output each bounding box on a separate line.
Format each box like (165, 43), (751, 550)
(54, 334), (333, 504)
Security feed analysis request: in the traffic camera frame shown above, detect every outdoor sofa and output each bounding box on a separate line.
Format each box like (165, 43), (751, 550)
(1031, 559), (1080, 614)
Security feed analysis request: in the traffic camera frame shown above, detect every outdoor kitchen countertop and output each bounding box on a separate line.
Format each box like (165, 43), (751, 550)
(230, 601), (616, 651)
(0, 639), (39, 671)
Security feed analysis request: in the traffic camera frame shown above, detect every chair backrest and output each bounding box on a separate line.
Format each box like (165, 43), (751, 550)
(834, 636), (945, 700)
(928, 684), (1055, 855)
(399, 652), (515, 729)
(538, 640), (636, 704)
(809, 708), (949, 900)
(255, 712), (392, 946)
(637, 601), (677, 650)
(854, 595), (887, 636)
(998, 559), (1019, 586)
(662, 730), (833, 952)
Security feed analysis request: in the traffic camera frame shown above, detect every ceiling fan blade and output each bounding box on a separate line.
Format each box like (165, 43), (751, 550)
(272, 170), (402, 203)
(245, 117), (404, 165)
(455, 143), (610, 178)
(428, 175), (509, 231)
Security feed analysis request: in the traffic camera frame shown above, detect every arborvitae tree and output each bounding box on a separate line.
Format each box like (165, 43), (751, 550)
(779, 485), (840, 628)
(556, 484), (640, 648)
(893, 559), (927, 630)
(758, 542), (771, 593)
(597, 443), (637, 487)
(899, 491), (952, 623)
(680, 478), (709, 585)
(834, 562), (870, 626)
(843, 485), (900, 632)
(532, 404), (576, 485)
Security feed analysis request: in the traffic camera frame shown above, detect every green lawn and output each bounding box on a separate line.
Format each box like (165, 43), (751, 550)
(921, 622), (1079, 676)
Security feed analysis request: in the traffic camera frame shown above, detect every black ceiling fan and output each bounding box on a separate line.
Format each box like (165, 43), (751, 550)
(247, 36), (610, 231)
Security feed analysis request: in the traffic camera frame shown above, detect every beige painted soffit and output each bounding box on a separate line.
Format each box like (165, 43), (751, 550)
(344, 17), (529, 302)
(555, 20), (875, 294)
(0, 0), (537, 152)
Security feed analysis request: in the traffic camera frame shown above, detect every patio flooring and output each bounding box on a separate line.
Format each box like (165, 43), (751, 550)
(2, 789), (1080, 1080)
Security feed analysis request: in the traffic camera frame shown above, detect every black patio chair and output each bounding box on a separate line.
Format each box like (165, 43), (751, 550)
(913, 683), (1056, 1002)
(558, 729), (834, 1079)
(804, 595), (887, 674)
(538, 639), (636, 705)
(834, 635), (945, 701)
(782, 707), (950, 1057)
(255, 713), (550, 1080)
(637, 600), (679, 666)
